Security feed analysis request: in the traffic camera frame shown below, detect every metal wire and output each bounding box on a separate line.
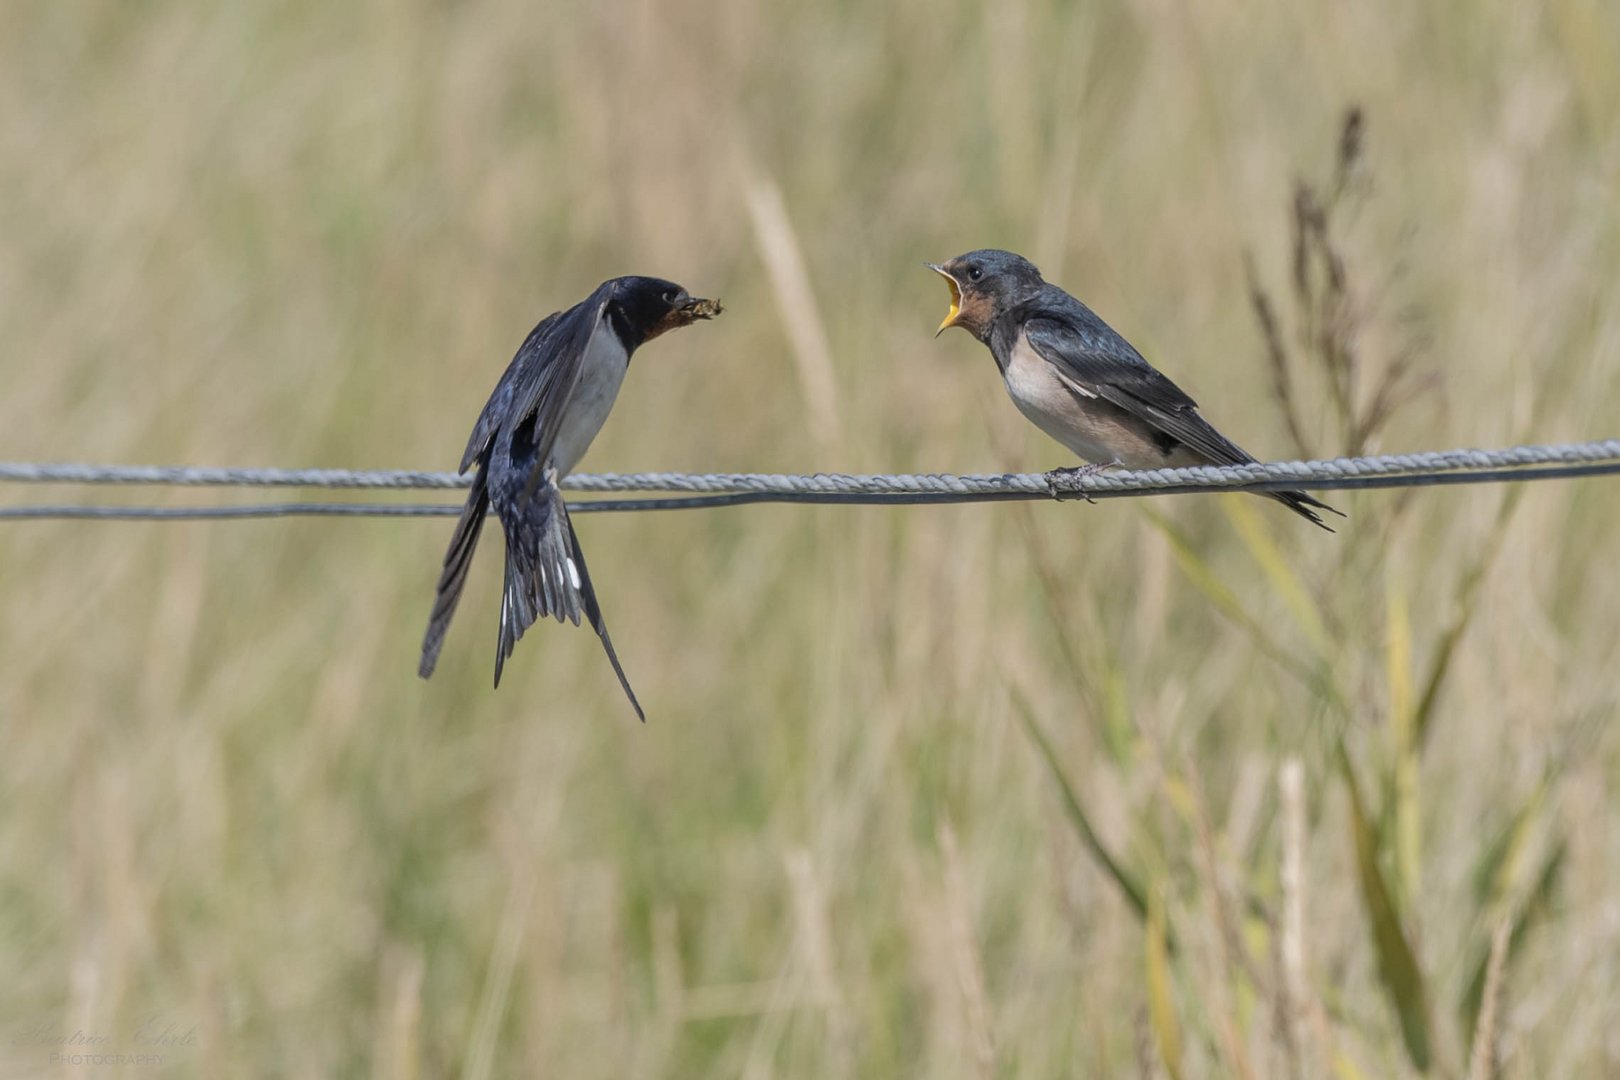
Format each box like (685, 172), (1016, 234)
(1, 439), (1617, 521)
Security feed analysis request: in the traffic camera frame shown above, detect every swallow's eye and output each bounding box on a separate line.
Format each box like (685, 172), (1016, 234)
(967, 266), (983, 282)
(662, 290), (676, 304)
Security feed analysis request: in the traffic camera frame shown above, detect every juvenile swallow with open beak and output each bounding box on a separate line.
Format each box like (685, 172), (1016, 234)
(928, 249), (1340, 529)
(418, 276), (723, 718)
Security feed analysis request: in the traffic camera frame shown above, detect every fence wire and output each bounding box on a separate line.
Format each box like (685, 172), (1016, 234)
(1, 439), (1617, 520)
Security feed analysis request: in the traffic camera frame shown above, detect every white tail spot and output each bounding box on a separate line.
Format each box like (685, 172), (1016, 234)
(565, 557), (581, 590)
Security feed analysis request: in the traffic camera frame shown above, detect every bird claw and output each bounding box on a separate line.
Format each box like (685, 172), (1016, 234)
(1044, 462), (1117, 502)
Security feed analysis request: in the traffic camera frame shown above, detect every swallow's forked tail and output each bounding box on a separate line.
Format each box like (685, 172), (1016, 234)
(1268, 489), (1345, 532)
(496, 481), (644, 720)
(419, 470), (490, 679)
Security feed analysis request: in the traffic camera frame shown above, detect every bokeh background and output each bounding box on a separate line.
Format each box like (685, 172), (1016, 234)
(3, 1), (1618, 1076)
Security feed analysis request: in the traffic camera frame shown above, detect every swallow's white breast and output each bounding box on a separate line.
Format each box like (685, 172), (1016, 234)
(1003, 332), (1194, 468)
(550, 322), (630, 477)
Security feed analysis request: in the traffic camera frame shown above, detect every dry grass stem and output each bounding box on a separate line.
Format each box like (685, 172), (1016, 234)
(1466, 919), (1512, 1080)
(938, 822), (997, 1080)
(743, 172), (844, 453)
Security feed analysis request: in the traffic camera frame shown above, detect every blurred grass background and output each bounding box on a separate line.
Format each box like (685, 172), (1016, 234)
(2, 1), (1619, 1076)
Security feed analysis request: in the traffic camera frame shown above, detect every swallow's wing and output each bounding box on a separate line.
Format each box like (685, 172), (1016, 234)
(457, 285), (613, 474)
(460, 312), (557, 472)
(512, 287), (613, 476)
(1022, 312), (1255, 467)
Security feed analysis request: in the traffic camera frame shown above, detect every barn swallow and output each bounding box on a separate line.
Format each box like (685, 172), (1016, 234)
(418, 276), (722, 718)
(928, 249), (1340, 528)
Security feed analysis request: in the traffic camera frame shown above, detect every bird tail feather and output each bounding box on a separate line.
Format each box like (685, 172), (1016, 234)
(1268, 489), (1344, 532)
(495, 482), (643, 719)
(419, 470), (490, 678)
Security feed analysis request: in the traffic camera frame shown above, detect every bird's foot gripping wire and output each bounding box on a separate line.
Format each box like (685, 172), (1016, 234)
(1043, 461), (1118, 502)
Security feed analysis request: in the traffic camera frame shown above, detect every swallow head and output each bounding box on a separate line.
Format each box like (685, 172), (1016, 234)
(609, 276), (723, 345)
(927, 250), (1044, 341)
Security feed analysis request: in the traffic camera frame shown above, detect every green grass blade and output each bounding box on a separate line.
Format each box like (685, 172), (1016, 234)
(1385, 581), (1421, 903)
(1469, 779), (1549, 910)
(1224, 496), (1332, 657)
(1460, 837), (1566, 1038)
(1146, 887), (1184, 1080)
(1339, 740), (1432, 1071)
(1012, 687), (1150, 923)
(1414, 487), (1524, 747)
(1143, 508), (1334, 703)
